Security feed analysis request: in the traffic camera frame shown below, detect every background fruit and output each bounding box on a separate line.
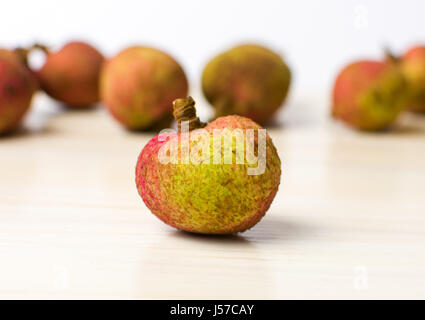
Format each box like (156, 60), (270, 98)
(100, 46), (188, 131)
(37, 41), (104, 108)
(400, 46), (425, 113)
(332, 60), (407, 131)
(136, 97), (281, 234)
(0, 49), (37, 135)
(202, 44), (291, 125)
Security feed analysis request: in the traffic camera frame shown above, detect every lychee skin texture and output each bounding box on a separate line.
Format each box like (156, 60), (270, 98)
(401, 46), (425, 113)
(135, 115), (281, 235)
(0, 49), (37, 135)
(37, 41), (104, 108)
(332, 60), (407, 131)
(100, 47), (189, 131)
(202, 44), (291, 125)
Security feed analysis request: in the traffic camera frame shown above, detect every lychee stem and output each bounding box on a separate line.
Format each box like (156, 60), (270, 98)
(384, 47), (400, 64)
(173, 96), (206, 132)
(14, 43), (49, 68)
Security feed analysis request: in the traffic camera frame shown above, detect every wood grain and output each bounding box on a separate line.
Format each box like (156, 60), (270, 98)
(1, 93), (425, 299)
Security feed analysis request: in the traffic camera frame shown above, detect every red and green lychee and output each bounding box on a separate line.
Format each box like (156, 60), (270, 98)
(135, 97), (281, 234)
(0, 49), (37, 135)
(100, 46), (189, 131)
(399, 46), (425, 113)
(332, 60), (407, 131)
(202, 44), (291, 125)
(36, 41), (104, 108)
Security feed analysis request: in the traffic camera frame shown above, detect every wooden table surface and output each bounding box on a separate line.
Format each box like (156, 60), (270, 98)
(1, 92), (425, 299)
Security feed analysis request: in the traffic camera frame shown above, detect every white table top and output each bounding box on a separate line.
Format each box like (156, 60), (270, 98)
(1, 92), (424, 299)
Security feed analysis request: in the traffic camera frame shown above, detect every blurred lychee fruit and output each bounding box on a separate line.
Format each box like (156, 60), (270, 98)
(100, 46), (189, 131)
(36, 41), (104, 108)
(135, 97), (281, 234)
(0, 49), (37, 135)
(399, 46), (425, 113)
(332, 60), (407, 131)
(202, 44), (291, 125)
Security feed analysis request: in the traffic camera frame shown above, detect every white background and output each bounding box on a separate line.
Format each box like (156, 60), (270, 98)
(2, 0), (424, 96)
(1, 0), (425, 300)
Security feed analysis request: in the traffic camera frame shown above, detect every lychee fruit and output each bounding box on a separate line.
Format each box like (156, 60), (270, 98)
(332, 60), (407, 131)
(36, 41), (104, 108)
(202, 44), (291, 125)
(135, 97), (281, 234)
(399, 46), (425, 113)
(100, 46), (189, 131)
(0, 49), (37, 135)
